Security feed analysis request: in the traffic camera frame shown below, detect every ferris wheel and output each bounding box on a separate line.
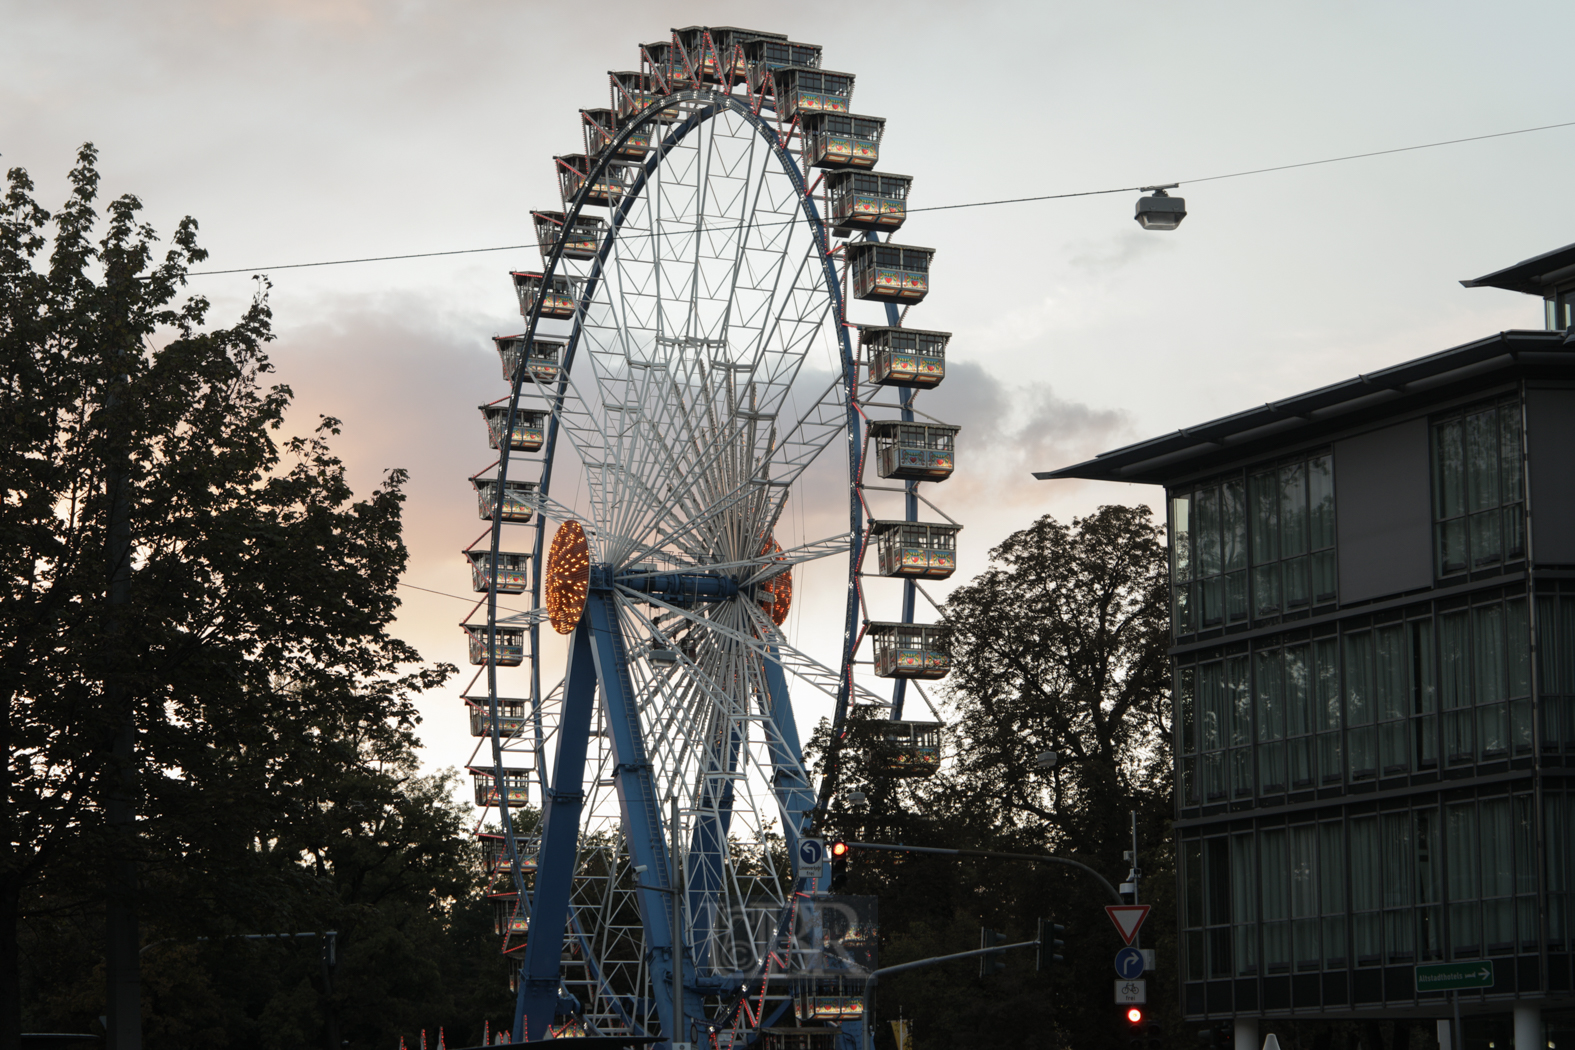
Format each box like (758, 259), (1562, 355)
(460, 27), (961, 1047)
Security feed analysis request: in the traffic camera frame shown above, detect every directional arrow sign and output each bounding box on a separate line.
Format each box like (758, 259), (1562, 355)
(1105, 905), (1152, 945)
(795, 837), (826, 878)
(1415, 960), (1495, 991)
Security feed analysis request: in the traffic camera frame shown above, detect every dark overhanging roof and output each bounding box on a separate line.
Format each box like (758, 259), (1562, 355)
(1460, 240), (1575, 296)
(1034, 329), (1571, 486)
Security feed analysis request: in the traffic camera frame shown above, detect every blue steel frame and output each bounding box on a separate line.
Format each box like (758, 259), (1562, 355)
(481, 85), (861, 1044)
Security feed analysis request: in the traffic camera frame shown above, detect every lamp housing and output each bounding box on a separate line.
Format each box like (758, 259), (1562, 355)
(1135, 186), (1186, 231)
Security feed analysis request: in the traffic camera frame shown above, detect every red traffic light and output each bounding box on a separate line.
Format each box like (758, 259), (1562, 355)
(1126, 1008), (1144, 1025)
(830, 840), (851, 858)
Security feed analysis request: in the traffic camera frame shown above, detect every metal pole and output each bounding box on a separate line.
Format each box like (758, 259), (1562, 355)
(1129, 810), (1141, 951)
(846, 841), (1125, 904)
(1454, 990), (1463, 1050)
(858, 940), (1039, 1050)
(671, 795), (684, 1050)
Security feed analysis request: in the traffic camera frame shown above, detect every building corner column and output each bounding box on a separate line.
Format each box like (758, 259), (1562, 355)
(1514, 1002), (1541, 1050)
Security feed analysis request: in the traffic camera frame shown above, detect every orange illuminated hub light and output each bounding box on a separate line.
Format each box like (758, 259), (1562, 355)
(546, 520), (591, 634)
(758, 536), (792, 626)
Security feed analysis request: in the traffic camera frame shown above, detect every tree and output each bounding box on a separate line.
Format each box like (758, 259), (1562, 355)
(0, 144), (453, 1049)
(811, 506), (1174, 1050)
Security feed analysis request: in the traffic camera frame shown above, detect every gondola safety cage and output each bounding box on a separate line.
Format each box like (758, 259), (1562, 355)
(479, 404), (547, 453)
(867, 520), (960, 580)
(465, 548), (531, 593)
(866, 621), (949, 680)
(493, 334), (563, 386)
(866, 420), (958, 482)
(860, 325), (948, 388)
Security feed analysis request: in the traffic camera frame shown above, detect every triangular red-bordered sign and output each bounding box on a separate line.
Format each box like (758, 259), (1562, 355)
(1105, 905), (1151, 945)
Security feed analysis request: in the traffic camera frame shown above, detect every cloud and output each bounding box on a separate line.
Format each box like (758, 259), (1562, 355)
(1067, 230), (1177, 274)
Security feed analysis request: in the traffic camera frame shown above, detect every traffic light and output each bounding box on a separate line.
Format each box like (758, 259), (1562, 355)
(1199, 1023), (1232, 1049)
(1127, 1007), (1152, 1050)
(1036, 918), (1065, 971)
(979, 927), (1009, 977)
(829, 840), (850, 890)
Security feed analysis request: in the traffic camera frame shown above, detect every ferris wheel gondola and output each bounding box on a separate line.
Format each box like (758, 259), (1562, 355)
(460, 26), (959, 1046)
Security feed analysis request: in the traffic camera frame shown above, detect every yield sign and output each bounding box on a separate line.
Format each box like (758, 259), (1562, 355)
(1105, 905), (1151, 945)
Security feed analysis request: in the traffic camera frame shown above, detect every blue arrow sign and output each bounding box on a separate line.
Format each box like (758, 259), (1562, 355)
(796, 837), (826, 874)
(1115, 946), (1146, 979)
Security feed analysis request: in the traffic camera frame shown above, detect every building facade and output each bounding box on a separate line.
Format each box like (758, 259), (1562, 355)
(1039, 242), (1575, 1047)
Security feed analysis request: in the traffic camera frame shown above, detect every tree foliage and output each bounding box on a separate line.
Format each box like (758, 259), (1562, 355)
(812, 506), (1173, 1050)
(0, 144), (505, 1049)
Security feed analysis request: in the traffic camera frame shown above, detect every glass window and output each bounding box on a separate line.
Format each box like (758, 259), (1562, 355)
(1321, 821), (1347, 966)
(1169, 480), (1249, 634)
(1315, 638), (1343, 784)
(1251, 452), (1337, 618)
(1432, 397), (1524, 576)
(1233, 834), (1258, 976)
(1228, 656), (1252, 798)
(1290, 825), (1319, 969)
(1537, 593), (1575, 751)
(1183, 839), (1206, 979)
(1261, 828), (1289, 973)
(1447, 801), (1480, 957)
(1350, 817), (1381, 965)
(1439, 598), (1531, 764)
(1416, 808), (1443, 960)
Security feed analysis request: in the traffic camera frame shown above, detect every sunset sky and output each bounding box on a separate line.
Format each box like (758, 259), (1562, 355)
(5, 0), (1572, 789)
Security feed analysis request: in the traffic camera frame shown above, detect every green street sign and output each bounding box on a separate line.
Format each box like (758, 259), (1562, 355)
(1415, 961), (1495, 991)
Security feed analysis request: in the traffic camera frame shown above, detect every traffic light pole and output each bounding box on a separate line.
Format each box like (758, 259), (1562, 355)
(857, 940), (1040, 1050)
(846, 841), (1124, 904)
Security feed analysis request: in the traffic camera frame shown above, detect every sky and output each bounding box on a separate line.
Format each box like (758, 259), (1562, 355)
(4, 0), (1572, 792)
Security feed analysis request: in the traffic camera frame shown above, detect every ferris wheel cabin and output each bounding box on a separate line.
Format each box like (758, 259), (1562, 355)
(469, 765), (533, 806)
(857, 719), (944, 777)
(462, 623), (527, 667)
(479, 404), (547, 453)
(799, 112), (883, 170)
(477, 832), (537, 877)
(494, 335), (563, 386)
(868, 519), (960, 580)
(771, 67), (854, 119)
(826, 171), (910, 235)
(556, 153), (628, 208)
(867, 621), (949, 680)
(743, 38), (823, 91)
(867, 420), (958, 481)
(510, 273), (581, 320)
(845, 241), (933, 302)
(464, 694), (530, 737)
(532, 210), (606, 262)
(465, 549), (531, 594)
(473, 477), (538, 523)
(609, 71), (666, 125)
(702, 27), (790, 83)
(860, 325), (948, 388)
(641, 40), (692, 92)
(493, 896), (529, 938)
(581, 108), (651, 162)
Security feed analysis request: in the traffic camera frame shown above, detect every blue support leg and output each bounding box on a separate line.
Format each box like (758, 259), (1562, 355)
(760, 652), (817, 851)
(585, 591), (685, 1046)
(687, 723), (741, 975)
(517, 618), (599, 1040)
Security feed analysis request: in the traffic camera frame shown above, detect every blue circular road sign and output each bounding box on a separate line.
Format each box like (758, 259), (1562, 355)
(1115, 946), (1146, 979)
